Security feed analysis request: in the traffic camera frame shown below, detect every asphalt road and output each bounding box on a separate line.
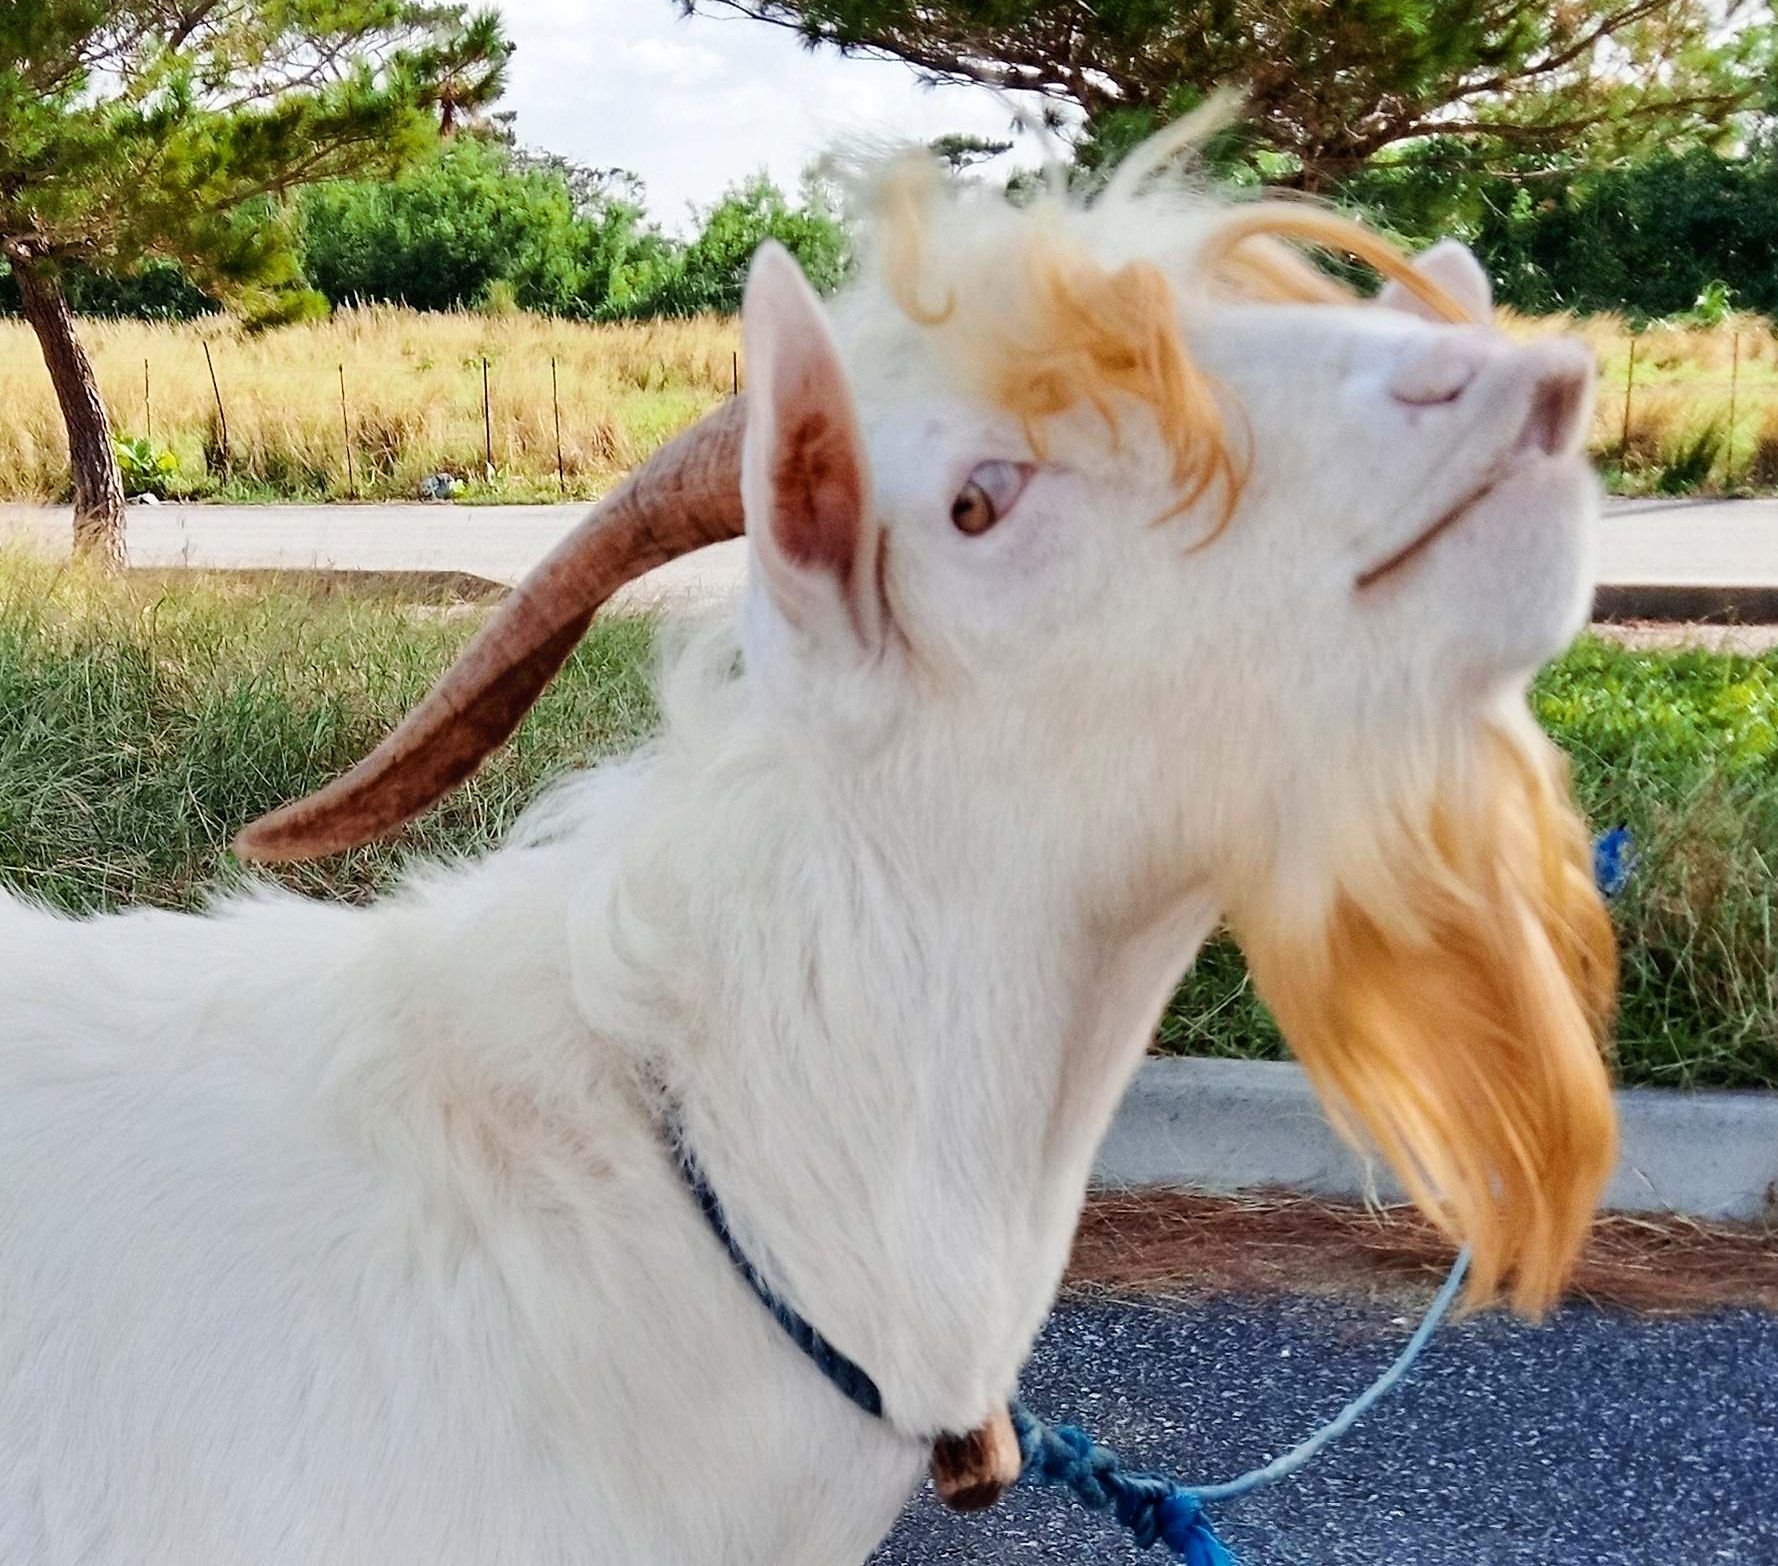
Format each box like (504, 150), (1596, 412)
(7, 496), (1778, 601)
(873, 1290), (1778, 1566)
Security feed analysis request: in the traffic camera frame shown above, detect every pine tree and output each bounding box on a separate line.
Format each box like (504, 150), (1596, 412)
(0, 3), (510, 565)
(689, 2), (1769, 192)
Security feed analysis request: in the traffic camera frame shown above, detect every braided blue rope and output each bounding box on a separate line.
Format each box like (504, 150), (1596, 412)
(1011, 1248), (1471, 1562)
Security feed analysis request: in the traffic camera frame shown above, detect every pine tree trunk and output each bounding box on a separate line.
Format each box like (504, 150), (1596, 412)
(10, 253), (127, 568)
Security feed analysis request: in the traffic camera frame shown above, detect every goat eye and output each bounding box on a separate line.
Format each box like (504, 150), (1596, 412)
(950, 460), (1031, 536)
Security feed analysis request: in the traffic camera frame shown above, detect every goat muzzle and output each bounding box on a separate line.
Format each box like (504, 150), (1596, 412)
(233, 396), (749, 863)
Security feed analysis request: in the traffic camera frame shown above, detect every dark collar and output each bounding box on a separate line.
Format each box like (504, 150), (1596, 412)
(667, 1112), (1071, 1517)
(669, 1123), (886, 1423)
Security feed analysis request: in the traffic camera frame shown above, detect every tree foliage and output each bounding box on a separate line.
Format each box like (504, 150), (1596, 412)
(1, 2), (511, 316)
(690, 1), (1772, 190)
(300, 135), (592, 313)
(76, 145), (851, 323)
(1348, 138), (1778, 317)
(637, 175), (849, 316)
(0, 0), (510, 560)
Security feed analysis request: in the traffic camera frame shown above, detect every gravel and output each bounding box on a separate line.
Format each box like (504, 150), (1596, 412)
(873, 1290), (1778, 1565)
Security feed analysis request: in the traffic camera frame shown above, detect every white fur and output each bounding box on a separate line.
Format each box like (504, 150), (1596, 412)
(0, 169), (1599, 1565)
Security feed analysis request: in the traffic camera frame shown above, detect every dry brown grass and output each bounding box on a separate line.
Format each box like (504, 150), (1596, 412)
(1069, 1192), (1778, 1315)
(0, 306), (739, 503)
(1749, 402), (1778, 489)
(4, 305), (1778, 500)
(1507, 308), (1778, 490)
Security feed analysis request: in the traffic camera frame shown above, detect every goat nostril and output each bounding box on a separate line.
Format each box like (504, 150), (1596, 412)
(1523, 368), (1587, 457)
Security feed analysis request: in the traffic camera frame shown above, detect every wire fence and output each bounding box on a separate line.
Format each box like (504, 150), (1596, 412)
(32, 321), (1778, 502)
(93, 341), (746, 502)
(0, 309), (740, 503)
(1605, 333), (1778, 487)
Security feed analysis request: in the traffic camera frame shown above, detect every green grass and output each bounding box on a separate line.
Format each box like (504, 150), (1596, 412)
(1166, 638), (1778, 1089)
(2, 555), (1773, 1088)
(0, 556), (657, 911)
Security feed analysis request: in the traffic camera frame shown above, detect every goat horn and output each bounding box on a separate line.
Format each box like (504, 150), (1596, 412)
(234, 394), (749, 863)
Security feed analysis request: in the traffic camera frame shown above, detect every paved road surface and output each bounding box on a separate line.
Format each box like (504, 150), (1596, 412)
(7, 496), (1778, 602)
(873, 1290), (1777, 1566)
(1603, 497), (1778, 587)
(0, 501), (738, 609)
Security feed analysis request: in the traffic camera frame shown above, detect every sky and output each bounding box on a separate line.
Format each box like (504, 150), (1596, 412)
(501, 1), (1057, 230)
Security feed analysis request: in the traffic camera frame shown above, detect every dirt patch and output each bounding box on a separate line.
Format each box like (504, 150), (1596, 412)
(1068, 1191), (1778, 1315)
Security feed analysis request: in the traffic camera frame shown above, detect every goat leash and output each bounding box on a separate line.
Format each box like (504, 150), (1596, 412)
(1005, 1251), (1470, 1564)
(1006, 829), (1620, 1555)
(668, 1121), (1468, 1565)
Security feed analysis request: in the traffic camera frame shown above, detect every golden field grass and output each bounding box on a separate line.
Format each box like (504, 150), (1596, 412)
(1508, 309), (1778, 491)
(1, 304), (1775, 501)
(0, 306), (740, 504)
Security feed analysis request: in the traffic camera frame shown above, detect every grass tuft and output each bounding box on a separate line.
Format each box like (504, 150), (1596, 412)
(0, 554), (657, 910)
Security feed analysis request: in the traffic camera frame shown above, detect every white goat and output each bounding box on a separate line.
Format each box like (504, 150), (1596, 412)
(0, 134), (1617, 1566)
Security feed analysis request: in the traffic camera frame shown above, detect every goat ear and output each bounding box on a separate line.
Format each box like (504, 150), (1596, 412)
(1379, 238), (1493, 325)
(742, 241), (882, 652)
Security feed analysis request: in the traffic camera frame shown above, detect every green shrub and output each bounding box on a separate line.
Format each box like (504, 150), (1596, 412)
(112, 435), (178, 497)
(1654, 426), (1725, 495)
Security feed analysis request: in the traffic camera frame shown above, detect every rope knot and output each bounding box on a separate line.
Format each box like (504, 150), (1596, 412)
(1010, 1403), (1234, 1560)
(1003, 1251), (1470, 1564)
(1160, 1491), (1236, 1566)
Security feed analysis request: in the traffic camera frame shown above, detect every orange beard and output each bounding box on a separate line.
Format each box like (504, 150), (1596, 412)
(1231, 720), (1618, 1314)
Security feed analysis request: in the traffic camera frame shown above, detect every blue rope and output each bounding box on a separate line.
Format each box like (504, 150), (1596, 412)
(1012, 832), (1619, 1557)
(1011, 1248), (1471, 1562)
(1593, 826), (1636, 899)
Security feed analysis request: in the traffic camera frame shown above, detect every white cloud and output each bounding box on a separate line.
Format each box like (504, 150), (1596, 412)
(500, 0), (1059, 230)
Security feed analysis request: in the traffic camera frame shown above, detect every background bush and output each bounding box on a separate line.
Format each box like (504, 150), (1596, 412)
(0, 138), (851, 326)
(1341, 140), (1778, 320)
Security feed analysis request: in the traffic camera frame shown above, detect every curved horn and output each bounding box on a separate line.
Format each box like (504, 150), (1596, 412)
(234, 395), (749, 863)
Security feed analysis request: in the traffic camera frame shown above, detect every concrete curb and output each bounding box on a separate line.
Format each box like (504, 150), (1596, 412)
(1095, 1057), (1778, 1224)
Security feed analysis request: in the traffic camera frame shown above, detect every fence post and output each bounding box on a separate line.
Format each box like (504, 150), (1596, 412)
(552, 354), (565, 495)
(143, 358), (152, 444)
(1617, 336), (1637, 467)
(201, 340), (229, 472)
(338, 363), (356, 501)
(1725, 333), (1740, 488)
(732, 351), (739, 397)
(482, 356), (494, 480)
